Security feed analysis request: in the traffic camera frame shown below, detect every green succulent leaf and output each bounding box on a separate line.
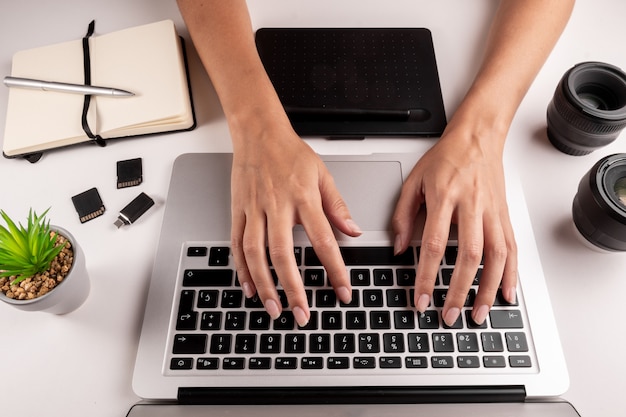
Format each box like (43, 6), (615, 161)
(0, 208), (66, 285)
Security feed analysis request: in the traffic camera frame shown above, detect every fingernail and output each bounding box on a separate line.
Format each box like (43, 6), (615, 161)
(242, 282), (255, 298)
(264, 299), (281, 320)
(346, 219), (362, 235)
(505, 287), (517, 304)
(292, 306), (310, 327)
(416, 294), (430, 312)
(336, 286), (352, 304)
(472, 304), (490, 325)
(444, 307), (461, 326)
(394, 234), (403, 256)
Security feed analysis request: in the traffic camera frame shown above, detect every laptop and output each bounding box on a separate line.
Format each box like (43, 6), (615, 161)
(129, 151), (579, 416)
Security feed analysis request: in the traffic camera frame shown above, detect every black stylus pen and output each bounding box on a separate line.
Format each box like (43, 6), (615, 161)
(284, 106), (430, 122)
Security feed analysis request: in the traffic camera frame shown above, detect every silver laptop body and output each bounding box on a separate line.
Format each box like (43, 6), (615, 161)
(131, 151), (573, 413)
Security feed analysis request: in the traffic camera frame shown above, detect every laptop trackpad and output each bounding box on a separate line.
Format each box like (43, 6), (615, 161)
(325, 160), (403, 233)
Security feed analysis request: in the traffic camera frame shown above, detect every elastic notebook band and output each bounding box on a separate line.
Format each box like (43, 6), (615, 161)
(81, 20), (106, 147)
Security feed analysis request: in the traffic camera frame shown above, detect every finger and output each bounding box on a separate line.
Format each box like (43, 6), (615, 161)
(266, 212), (310, 327)
(319, 170), (362, 237)
(239, 212), (282, 320)
(471, 212), (508, 325)
(500, 210), (519, 304)
(299, 204), (352, 305)
(443, 209), (484, 327)
(392, 176), (425, 255)
(230, 210), (257, 299)
(415, 203), (453, 314)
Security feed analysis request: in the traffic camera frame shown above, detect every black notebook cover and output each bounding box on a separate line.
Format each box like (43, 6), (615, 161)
(255, 28), (446, 138)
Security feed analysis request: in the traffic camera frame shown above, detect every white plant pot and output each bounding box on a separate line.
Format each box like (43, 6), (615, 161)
(0, 226), (89, 314)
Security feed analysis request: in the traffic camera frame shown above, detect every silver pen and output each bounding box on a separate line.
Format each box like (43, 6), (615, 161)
(3, 76), (134, 97)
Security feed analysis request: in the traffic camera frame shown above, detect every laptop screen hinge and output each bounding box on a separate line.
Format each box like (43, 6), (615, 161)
(178, 386), (526, 405)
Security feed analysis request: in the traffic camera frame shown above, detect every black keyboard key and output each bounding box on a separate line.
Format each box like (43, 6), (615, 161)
(171, 358), (193, 370)
(178, 290), (195, 313)
(457, 356), (480, 368)
(249, 311), (271, 330)
(431, 356), (454, 368)
(432, 333), (454, 352)
(394, 311), (415, 329)
(354, 357), (376, 368)
(490, 310), (524, 328)
(363, 290), (384, 307)
(235, 334), (256, 354)
(274, 312), (295, 330)
(509, 355), (532, 368)
(441, 268), (482, 286)
(359, 333), (380, 353)
(316, 290), (337, 307)
(260, 334), (281, 353)
(481, 332), (504, 352)
(351, 269), (371, 286)
(187, 246), (208, 257)
(443, 314), (463, 330)
(209, 334), (232, 354)
(383, 333), (405, 353)
(305, 246), (414, 266)
(173, 334), (207, 354)
(244, 294), (264, 309)
(176, 310), (198, 331)
(387, 289), (408, 307)
(380, 357), (402, 368)
(334, 334), (356, 353)
(370, 311), (391, 329)
(198, 290), (219, 308)
(505, 332), (529, 352)
(225, 311), (246, 330)
(285, 333), (306, 353)
(221, 290), (243, 308)
(405, 356), (428, 368)
(339, 290), (360, 308)
(223, 358), (245, 370)
(346, 311), (367, 330)
(196, 357), (219, 370)
(407, 333), (430, 352)
(433, 289), (476, 308)
(209, 247), (230, 266)
(299, 310), (318, 330)
(457, 333), (480, 352)
(328, 357), (350, 369)
(183, 269), (233, 287)
(249, 358), (271, 369)
(200, 311), (222, 330)
(483, 356), (506, 368)
(396, 268), (416, 286)
(465, 311), (488, 329)
(301, 357), (324, 369)
(322, 311), (342, 330)
(276, 357), (298, 369)
(418, 310), (439, 329)
(374, 269), (394, 286)
(310, 334), (331, 353)
(304, 269), (326, 286)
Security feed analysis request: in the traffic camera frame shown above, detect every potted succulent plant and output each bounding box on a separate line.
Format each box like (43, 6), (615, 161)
(0, 209), (89, 314)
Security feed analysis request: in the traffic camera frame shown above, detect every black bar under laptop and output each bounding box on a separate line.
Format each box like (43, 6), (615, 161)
(178, 386), (526, 405)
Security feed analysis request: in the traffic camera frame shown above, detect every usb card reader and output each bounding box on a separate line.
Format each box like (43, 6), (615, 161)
(114, 192), (155, 228)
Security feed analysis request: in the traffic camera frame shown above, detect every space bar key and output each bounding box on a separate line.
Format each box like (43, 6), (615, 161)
(304, 246), (415, 266)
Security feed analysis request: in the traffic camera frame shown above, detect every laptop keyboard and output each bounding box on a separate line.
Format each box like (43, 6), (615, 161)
(166, 242), (536, 375)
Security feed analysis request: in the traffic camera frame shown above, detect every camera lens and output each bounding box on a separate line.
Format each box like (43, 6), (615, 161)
(573, 153), (626, 251)
(547, 62), (626, 156)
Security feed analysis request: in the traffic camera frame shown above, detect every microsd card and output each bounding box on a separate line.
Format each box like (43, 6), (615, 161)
(71, 187), (105, 223)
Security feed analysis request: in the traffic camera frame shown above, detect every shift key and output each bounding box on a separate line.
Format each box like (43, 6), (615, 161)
(489, 310), (524, 329)
(173, 334), (207, 354)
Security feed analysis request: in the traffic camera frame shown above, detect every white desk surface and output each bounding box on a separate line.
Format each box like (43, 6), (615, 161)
(1, 1), (625, 416)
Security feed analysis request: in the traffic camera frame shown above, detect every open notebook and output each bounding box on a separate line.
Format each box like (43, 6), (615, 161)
(2, 20), (195, 159)
(129, 151), (578, 416)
